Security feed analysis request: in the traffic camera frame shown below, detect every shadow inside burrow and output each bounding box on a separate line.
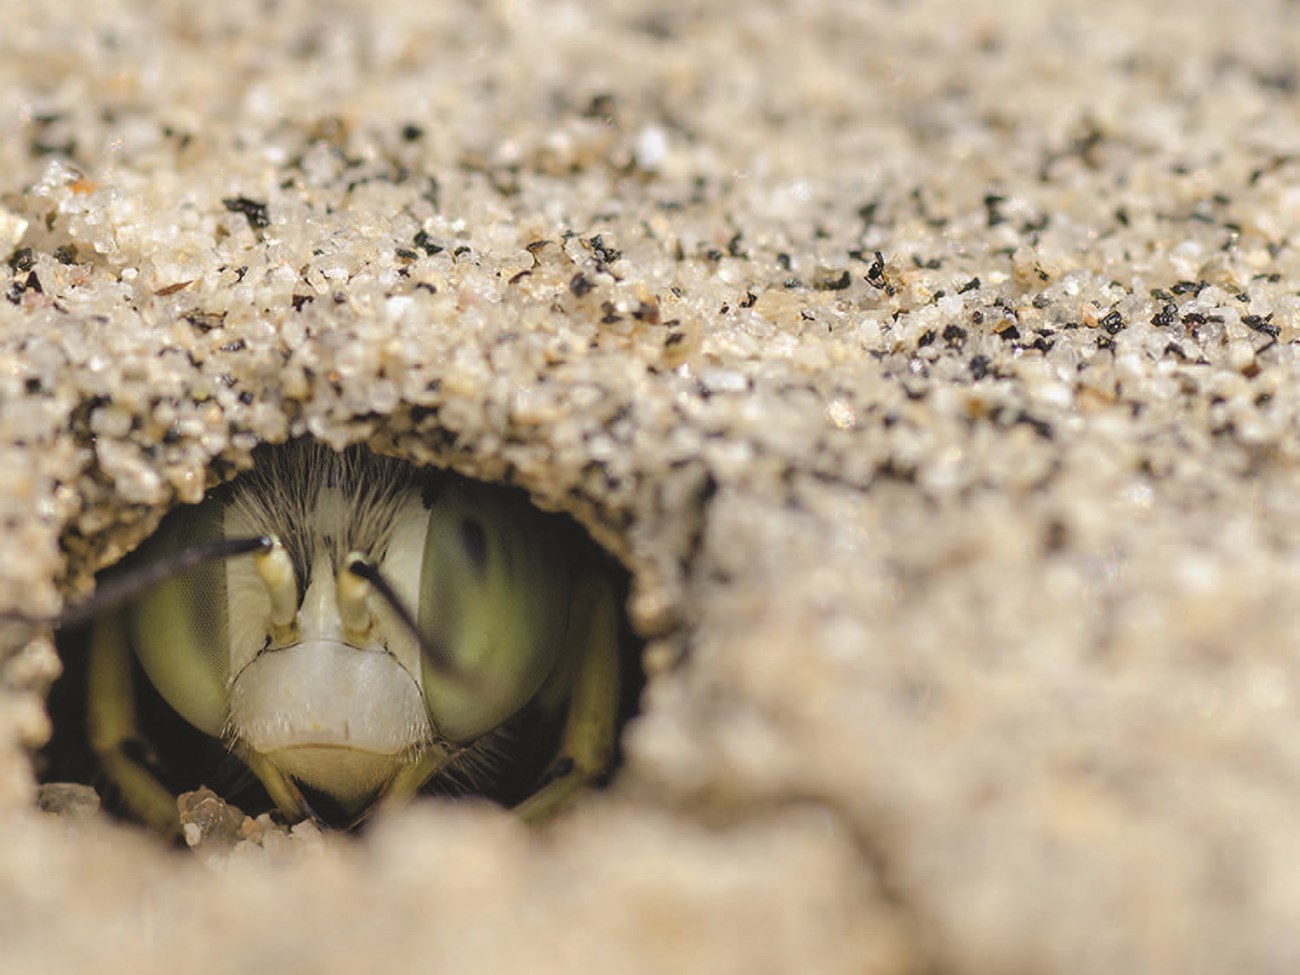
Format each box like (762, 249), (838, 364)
(36, 439), (644, 836)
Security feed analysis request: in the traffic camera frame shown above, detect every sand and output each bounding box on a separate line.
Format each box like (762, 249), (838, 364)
(3, 0), (1300, 971)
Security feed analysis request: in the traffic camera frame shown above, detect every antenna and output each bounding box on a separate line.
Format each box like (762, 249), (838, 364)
(2, 535), (273, 632)
(343, 555), (469, 683)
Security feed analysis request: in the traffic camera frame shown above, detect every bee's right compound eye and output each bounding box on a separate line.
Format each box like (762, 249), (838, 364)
(125, 498), (236, 738)
(411, 478), (573, 743)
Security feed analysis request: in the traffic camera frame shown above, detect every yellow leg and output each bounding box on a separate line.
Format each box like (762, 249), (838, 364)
(238, 748), (309, 822)
(383, 743), (460, 807)
(514, 570), (621, 823)
(87, 609), (181, 836)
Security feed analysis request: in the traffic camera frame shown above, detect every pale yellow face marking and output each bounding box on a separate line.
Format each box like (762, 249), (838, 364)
(254, 539), (298, 629)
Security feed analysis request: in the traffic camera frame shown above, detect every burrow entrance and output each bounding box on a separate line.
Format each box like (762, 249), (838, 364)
(38, 438), (643, 836)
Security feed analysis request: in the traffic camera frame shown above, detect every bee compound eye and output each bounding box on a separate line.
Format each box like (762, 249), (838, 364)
(459, 517), (488, 575)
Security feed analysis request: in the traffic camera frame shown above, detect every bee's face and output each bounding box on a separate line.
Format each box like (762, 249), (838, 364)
(119, 441), (575, 814)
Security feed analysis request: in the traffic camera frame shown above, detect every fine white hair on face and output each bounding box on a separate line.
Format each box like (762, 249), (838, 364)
(223, 440), (435, 594)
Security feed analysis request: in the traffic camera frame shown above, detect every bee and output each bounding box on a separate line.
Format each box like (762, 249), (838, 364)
(57, 439), (621, 834)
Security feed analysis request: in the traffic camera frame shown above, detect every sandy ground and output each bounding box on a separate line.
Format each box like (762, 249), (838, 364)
(4, 0), (1300, 971)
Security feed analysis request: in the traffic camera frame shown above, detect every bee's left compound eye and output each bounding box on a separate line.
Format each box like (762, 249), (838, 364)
(124, 500), (233, 738)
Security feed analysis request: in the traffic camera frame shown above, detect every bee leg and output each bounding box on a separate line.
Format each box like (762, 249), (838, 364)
(514, 570), (620, 823)
(238, 749), (309, 823)
(87, 608), (182, 836)
(381, 744), (459, 808)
